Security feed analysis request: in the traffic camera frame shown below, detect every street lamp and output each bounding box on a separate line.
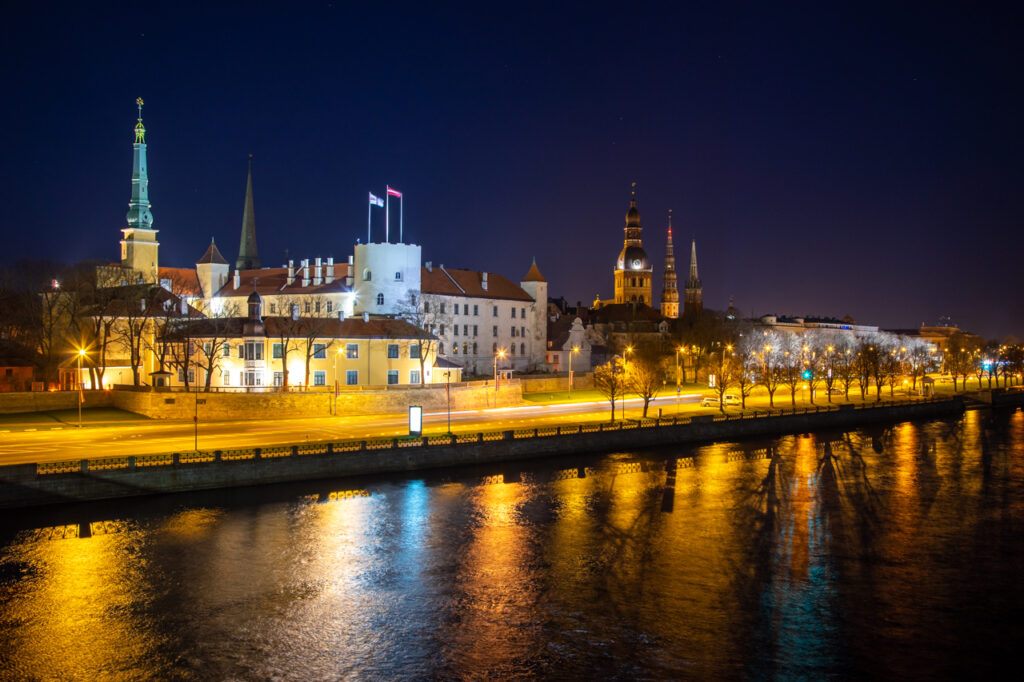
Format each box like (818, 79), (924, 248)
(568, 345), (580, 397)
(494, 349), (506, 392)
(76, 348), (87, 428)
(621, 346), (633, 420)
(332, 347), (344, 415)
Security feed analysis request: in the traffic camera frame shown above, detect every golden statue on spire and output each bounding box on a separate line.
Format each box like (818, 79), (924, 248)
(134, 97), (146, 144)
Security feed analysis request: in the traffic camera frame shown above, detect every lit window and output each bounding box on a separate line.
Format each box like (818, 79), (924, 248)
(346, 343), (359, 359)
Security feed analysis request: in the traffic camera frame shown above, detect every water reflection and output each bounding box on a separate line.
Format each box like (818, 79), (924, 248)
(1, 410), (1022, 679)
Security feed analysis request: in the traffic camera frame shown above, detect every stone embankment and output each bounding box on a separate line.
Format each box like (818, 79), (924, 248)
(0, 397), (966, 509)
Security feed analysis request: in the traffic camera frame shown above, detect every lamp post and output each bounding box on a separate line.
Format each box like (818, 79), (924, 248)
(333, 347), (344, 415)
(445, 369), (452, 435)
(621, 346), (633, 421)
(76, 348), (86, 428)
(568, 345), (579, 397)
(494, 349), (505, 392)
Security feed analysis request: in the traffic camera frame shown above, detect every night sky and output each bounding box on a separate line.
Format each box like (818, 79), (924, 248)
(2, 2), (1021, 338)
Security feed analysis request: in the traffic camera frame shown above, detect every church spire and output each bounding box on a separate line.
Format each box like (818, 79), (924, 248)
(236, 155), (260, 270)
(683, 238), (703, 317)
(126, 97), (153, 232)
(660, 209), (679, 319)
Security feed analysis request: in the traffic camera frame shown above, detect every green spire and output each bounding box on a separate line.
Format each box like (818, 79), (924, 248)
(126, 97), (153, 231)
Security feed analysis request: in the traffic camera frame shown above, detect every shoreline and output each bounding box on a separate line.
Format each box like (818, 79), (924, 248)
(0, 396), (977, 510)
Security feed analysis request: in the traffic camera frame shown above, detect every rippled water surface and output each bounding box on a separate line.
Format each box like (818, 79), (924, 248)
(2, 409), (1023, 679)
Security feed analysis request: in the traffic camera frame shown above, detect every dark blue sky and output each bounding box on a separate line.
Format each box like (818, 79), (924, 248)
(2, 2), (1021, 338)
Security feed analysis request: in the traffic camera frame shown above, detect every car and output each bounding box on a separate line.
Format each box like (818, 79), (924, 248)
(701, 393), (741, 407)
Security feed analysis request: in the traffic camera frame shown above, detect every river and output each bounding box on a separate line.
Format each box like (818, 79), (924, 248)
(1, 408), (1022, 679)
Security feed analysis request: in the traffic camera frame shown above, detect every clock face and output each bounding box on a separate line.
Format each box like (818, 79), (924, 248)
(632, 259), (642, 269)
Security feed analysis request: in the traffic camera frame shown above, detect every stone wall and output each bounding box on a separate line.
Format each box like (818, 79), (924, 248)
(0, 390), (114, 415)
(110, 382), (523, 420)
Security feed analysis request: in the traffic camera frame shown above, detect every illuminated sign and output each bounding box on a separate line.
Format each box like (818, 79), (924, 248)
(409, 405), (422, 437)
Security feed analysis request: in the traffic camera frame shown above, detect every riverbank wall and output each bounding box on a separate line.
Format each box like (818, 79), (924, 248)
(0, 397), (966, 509)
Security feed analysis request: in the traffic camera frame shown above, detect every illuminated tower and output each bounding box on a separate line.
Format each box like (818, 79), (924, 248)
(683, 238), (703, 317)
(236, 155), (260, 270)
(660, 210), (679, 319)
(613, 183), (652, 305)
(120, 97), (159, 283)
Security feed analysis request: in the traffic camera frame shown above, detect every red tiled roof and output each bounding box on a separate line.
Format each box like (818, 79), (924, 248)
(214, 263), (351, 297)
(420, 266), (533, 302)
(169, 315), (431, 340)
(158, 267), (202, 296)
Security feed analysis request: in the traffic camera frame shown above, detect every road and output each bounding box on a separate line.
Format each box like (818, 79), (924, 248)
(0, 394), (705, 466)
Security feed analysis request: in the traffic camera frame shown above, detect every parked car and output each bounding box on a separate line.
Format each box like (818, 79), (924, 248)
(701, 393), (741, 407)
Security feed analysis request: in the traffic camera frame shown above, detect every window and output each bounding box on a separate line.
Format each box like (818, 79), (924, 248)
(410, 369), (420, 384)
(273, 343), (283, 359)
(511, 327), (516, 337)
(463, 325), (468, 336)
(440, 324), (446, 336)
(440, 302), (447, 314)
(315, 301), (321, 314)
(510, 344), (516, 355)
(492, 306), (498, 316)
(410, 344), (421, 359)
(438, 342), (444, 354)
(423, 301), (430, 313)
(223, 342), (231, 358)
(473, 305), (479, 316)
(305, 301), (311, 313)
(473, 343), (478, 355)
(473, 325), (478, 336)
(346, 343), (359, 359)
(273, 371), (284, 386)
(520, 326), (525, 338)
(387, 370), (399, 385)
(222, 370), (230, 386)
(453, 303), (460, 315)
(270, 303), (277, 314)
(313, 343), (326, 359)
(327, 301), (333, 313)
(521, 343), (526, 356)
(462, 343), (468, 355)
(376, 293), (384, 305)
(395, 271), (402, 281)
(313, 370), (326, 386)
(492, 325), (498, 337)
(346, 370), (358, 385)
(243, 341), (263, 360)
(387, 343), (399, 359)
(492, 343), (497, 353)
(521, 308), (526, 318)
(363, 269), (371, 281)
(454, 325), (459, 337)
(452, 344), (459, 355)
(511, 307), (516, 318)
(204, 342), (212, 356)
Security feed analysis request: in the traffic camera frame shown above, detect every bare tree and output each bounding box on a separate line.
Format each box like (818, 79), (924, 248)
(394, 291), (449, 385)
(593, 360), (623, 422)
(625, 342), (663, 418)
(779, 336), (805, 408)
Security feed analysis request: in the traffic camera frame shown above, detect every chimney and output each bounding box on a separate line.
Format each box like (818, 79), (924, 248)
(348, 254), (354, 265)
(425, 261), (432, 272)
(291, 303), (299, 321)
(301, 259), (310, 287)
(363, 311), (369, 323)
(313, 257), (323, 286)
(233, 270), (240, 289)
(286, 260), (295, 286)
(325, 257), (334, 284)
(482, 272), (488, 291)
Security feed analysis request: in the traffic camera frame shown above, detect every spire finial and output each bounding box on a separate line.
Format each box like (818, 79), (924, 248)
(668, 208), (672, 233)
(134, 97), (146, 144)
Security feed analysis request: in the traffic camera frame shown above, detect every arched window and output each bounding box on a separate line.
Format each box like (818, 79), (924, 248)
(521, 343), (526, 356)
(395, 271), (402, 281)
(453, 344), (458, 355)
(376, 293), (384, 305)
(473, 343), (478, 355)
(363, 269), (371, 281)
(510, 344), (516, 355)
(492, 342), (497, 353)
(438, 342), (444, 354)
(463, 343), (468, 355)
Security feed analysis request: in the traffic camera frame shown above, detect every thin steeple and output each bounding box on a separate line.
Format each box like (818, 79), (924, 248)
(236, 155), (260, 270)
(683, 238), (703, 317)
(660, 210), (679, 318)
(126, 97), (153, 231)
(688, 239), (700, 283)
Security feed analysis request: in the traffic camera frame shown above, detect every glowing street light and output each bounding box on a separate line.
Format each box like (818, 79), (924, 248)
(494, 349), (506, 392)
(621, 346), (633, 420)
(568, 345), (580, 396)
(76, 348), (87, 428)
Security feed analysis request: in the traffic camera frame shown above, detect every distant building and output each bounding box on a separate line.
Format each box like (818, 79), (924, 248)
(683, 239), (703, 317)
(660, 210), (679, 319)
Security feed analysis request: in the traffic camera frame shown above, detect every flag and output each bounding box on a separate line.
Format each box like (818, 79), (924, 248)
(387, 186), (402, 198)
(368, 192), (384, 207)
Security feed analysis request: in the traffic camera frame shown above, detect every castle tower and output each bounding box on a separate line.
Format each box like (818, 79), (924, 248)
(683, 239), (703, 317)
(120, 97), (159, 283)
(236, 155), (260, 270)
(660, 210), (679, 319)
(196, 238), (230, 299)
(519, 257), (548, 369)
(613, 183), (652, 305)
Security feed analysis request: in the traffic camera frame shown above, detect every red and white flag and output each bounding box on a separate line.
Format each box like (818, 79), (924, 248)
(387, 186), (402, 198)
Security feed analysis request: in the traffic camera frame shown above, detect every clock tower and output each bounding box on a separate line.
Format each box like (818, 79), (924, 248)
(613, 184), (652, 305)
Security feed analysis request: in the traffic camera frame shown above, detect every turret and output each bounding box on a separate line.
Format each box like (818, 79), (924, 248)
(195, 238), (229, 299)
(520, 257), (548, 369)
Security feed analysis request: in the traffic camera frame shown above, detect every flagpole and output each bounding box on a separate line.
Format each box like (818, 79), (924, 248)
(367, 197), (371, 244)
(400, 194), (403, 243)
(385, 192), (390, 243)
